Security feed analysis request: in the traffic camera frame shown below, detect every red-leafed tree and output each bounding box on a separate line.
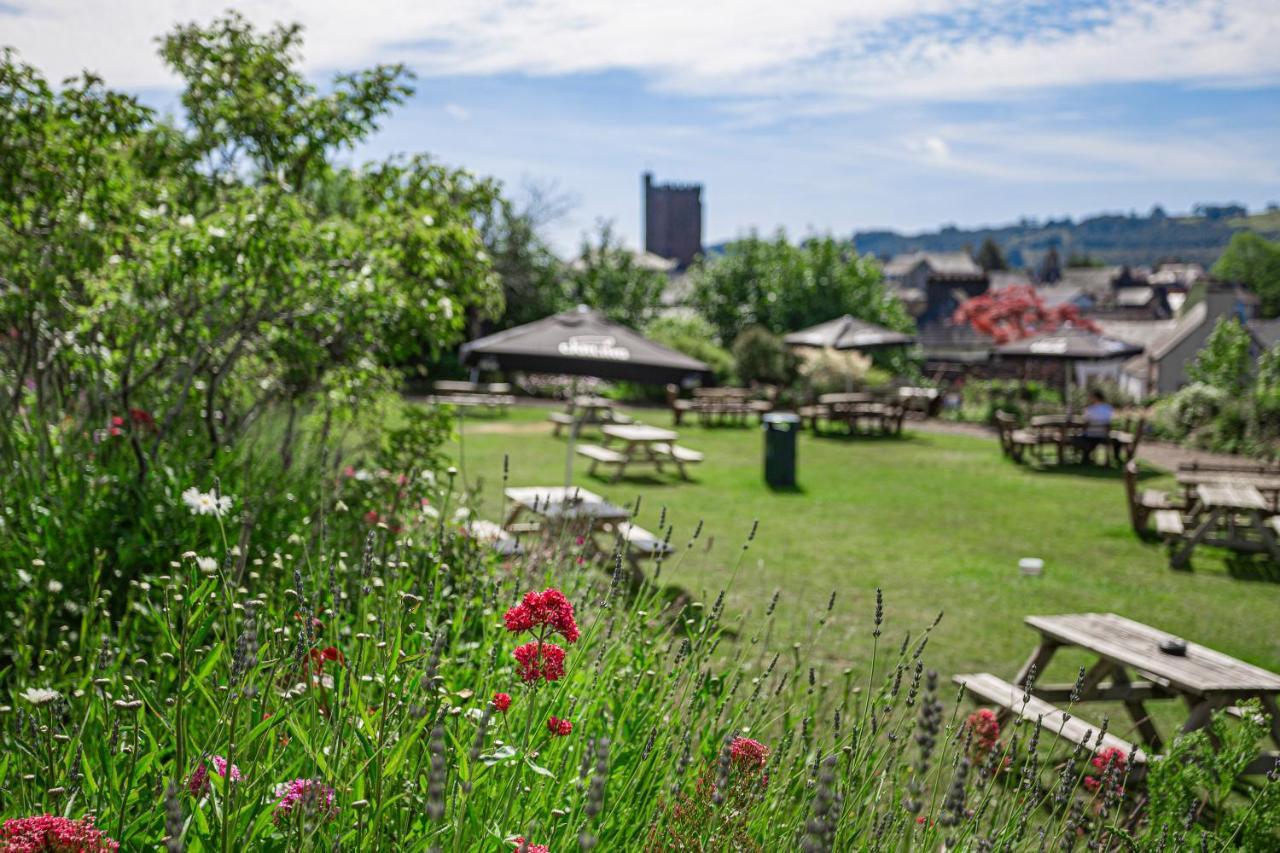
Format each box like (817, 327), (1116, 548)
(952, 285), (1100, 344)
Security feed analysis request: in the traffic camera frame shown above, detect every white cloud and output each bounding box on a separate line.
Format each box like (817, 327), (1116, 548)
(4, 1), (1277, 108)
(443, 103), (471, 121)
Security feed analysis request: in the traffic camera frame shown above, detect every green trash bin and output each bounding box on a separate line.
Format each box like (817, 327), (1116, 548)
(763, 412), (800, 487)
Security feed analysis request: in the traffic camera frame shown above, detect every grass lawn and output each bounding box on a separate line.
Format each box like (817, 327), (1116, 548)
(442, 403), (1280, 711)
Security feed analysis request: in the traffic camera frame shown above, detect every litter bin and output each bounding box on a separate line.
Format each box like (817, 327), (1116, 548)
(762, 412), (800, 487)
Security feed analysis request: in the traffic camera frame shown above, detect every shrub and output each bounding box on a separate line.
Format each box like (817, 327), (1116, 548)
(795, 347), (871, 396)
(731, 326), (795, 386)
(644, 315), (736, 384)
(1187, 317), (1254, 395)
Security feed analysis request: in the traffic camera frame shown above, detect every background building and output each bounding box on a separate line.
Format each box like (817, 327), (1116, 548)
(643, 172), (702, 269)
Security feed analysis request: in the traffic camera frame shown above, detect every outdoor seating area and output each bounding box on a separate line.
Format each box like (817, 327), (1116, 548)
(957, 612), (1280, 777)
(1124, 460), (1280, 569)
(994, 409), (1143, 467)
(574, 423), (704, 482)
(428, 380), (515, 413)
(668, 385), (774, 426)
(798, 391), (907, 436)
(547, 394), (634, 435)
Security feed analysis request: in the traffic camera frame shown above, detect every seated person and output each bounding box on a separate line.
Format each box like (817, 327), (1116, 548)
(1073, 389), (1114, 463)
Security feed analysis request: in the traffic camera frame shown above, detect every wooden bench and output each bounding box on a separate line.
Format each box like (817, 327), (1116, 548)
(651, 442), (704, 479)
(1153, 509), (1185, 538)
(548, 411), (575, 436)
(1123, 461), (1179, 533)
(618, 522), (674, 557)
(575, 444), (627, 478)
(955, 672), (1146, 766)
(464, 520), (523, 557)
(994, 411), (1038, 462)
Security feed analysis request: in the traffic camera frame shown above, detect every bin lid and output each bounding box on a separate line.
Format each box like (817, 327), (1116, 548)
(762, 412), (801, 424)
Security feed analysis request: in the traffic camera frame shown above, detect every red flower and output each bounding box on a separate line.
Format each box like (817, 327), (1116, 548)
(364, 510), (381, 525)
(964, 708), (1001, 755)
(503, 588), (579, 644)
(512, 838), (549, 853)
(493, 692), (512, 712)
(512, 641), (566, 682)
(729, 736), (770, 769)
(547, 715), (573, 736)
(110, 416), (125, 427)
(309, 646), (344, 673)
(1, 814), (119, 852)
(128, 408), (155, 427)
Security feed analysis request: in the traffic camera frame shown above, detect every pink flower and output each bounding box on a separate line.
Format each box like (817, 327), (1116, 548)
(493, 692), (512, 712)
(547, 715), (572, 736)
(1, 814), (119, 852)
(964, 708), (1001, 755)
(188, 755), (243, 796)
(512, 837), (549, 853)
(512, 641), (566, 683)
(729, 737), (770, 769)
(503, 588), (579, 644)
(272, 778), (338, 825)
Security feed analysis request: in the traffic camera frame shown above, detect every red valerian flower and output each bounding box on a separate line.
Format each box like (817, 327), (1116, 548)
(363, 510), (381, 525)
(188, 754), (243, 796)
(1084, 747), (1128, 795)
(128, 408), (155, 428)
(309, 646), (345, 673)
(503, 588), (579, 644)
(492, 692), (512, 712)
(547, 715), (573, 736)
(964, 708), (1001, 755)
(272, 778), (338, 825)
(512, 838), (549, 853)
(1, 814), (119, 851)
(512, 641), (566, 683)
(729, 736), (770, 769)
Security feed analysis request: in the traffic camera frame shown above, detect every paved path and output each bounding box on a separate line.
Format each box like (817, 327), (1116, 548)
(909, 418), (1258, 473)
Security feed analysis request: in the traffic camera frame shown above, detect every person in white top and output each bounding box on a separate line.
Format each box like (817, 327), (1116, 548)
(1073, 389), (1114, 464)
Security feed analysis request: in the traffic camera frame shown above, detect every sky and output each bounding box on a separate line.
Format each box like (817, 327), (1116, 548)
(4, 1), (1280, 253)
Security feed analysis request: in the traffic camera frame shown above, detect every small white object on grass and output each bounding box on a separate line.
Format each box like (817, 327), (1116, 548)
(1019, 558), (1044, 577)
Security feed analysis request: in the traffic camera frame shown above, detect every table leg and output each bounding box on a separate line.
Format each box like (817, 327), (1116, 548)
(1254, 510), (1280, 564)
(1170, 507), (1220, 570)
(1015, 640), (1060, 688)
(502, 504), (523, 529)
(613, 444), (635, 483)
(1109, 666), (1164, 752)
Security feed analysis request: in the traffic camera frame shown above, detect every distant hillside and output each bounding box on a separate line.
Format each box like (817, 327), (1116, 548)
(852, 208), (1280, 269)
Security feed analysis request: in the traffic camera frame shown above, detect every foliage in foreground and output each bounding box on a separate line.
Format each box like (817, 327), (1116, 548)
(2, 471), (1277, 850)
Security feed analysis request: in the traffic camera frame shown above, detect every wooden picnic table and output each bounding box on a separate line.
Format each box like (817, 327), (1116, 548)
(599, 424), (691, 479)
(1175, 470), (1280, 513)
(502, 486), (631, 531)
(1169, 483), (1280, 569)
(1011, 612), (1280, 771)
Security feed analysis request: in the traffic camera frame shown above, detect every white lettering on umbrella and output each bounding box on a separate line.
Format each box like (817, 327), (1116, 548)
(1029, 339), (1068, 354)
(557, 336), (631, 361)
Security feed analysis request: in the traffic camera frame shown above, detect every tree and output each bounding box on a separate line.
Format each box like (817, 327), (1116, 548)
(975, 238), (1007, 272)
(1037, 246), (1062, 283)
(644, 315), (735, 382)
(479, 182), (574, 331)
(731, 327), (793, 385)
(1213, 232), (1280, 318)
(1187, 317), (1254, 394)
(564, 221), (668, 327)
(952, 286), (1099, 344)
(689, 232), (911, 348)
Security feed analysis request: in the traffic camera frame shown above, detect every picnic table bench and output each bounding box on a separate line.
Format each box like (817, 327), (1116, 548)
(573, 424), (702, 482)
(1122, 461), (1184, 534)
(958, 613), (1280, 775)
(1168, 482), (1280, 569)
(808, 392), (906, 436)
(1176, 466), (1280, 514)
(430, 380), (515, 413)
(669, 387), (772, 426)
(548, 395), (632, 436)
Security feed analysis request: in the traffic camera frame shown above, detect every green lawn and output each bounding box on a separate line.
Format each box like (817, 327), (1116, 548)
(444, 403), (1280, 697)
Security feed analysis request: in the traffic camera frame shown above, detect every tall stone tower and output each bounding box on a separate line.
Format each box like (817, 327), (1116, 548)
(643, 171), (703, 269)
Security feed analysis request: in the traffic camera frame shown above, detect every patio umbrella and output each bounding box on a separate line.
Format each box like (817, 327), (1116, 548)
(993, 328), (1142, 407)
(460, 305), (712, 485)
(783, 315), (916, 351)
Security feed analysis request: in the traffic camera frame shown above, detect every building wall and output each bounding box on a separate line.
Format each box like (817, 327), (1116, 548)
(643, 172), (703, 269)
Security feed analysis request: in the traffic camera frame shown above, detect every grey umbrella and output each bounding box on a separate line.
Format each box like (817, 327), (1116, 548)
(460, 305), (711, 485)
(994, 328), (1142, 408)
(783, 315), (915, 350)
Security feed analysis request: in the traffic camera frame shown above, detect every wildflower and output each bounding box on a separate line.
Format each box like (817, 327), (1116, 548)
(1, 814), (119, 851)
(512, 838), (549, 853)
(188, 755), (243, 796)
(363, 510), (381, 525)
(272, 779), (337, 824)
(512, 642), (566, 683)
(181, 487), (233, 517)
(729, 736), (769, 770)
(964, 708), (1001, 755)
(547, 716), (573, 737)
(195, 556), (218, 572)
(128, 408), (154, 428)
(46, 580), (63, 594)
(19, 688), (60, 706)
(309, 646), (345, 673)
(493, 692), (512, 712)
(1084, 747), (1127, 794)
(503, 588), (579, 644)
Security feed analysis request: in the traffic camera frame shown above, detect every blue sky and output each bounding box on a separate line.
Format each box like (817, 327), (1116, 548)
(5, 1), (1279, 253)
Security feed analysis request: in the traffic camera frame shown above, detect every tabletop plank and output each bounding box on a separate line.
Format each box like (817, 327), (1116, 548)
(504, 486), (632, 522)
(1196, 483), (1268, 510)
(601, 424), (678, 442)
(1025, 613), (1280, 696)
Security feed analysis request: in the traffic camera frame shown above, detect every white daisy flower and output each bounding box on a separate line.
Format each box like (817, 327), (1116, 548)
(20, 687), (60, 706)
(177, 214), (195, 228)
(196, 556), (218, 572)
(46, 580), (63, 593)
(182, 487), (234, 517)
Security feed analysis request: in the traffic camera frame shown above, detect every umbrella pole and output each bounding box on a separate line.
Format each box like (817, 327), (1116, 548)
(564, 377), (579, 489)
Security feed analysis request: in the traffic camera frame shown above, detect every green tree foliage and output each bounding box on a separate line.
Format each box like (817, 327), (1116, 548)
(1212, 232), (1280, 318)
(1187, 317), (1254, 395)
(480, 200), (568, 330)
(688, 232), (911, 347)
(731, 326), (794, 385)
(565, 221), (668, 327)
(644, 315), (736, 382)
(975, 237), (1007, 272)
